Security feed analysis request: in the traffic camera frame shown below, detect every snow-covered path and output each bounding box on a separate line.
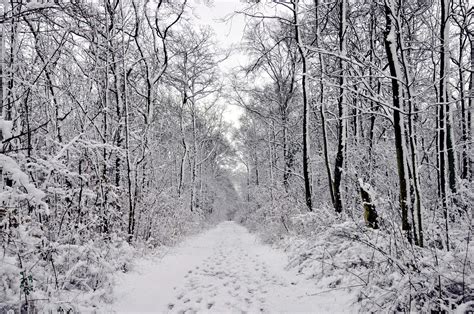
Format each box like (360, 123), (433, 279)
(109, 221), (355, 313)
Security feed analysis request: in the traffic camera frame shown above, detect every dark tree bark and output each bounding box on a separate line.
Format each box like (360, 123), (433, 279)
(439, 0), (451, 249)
(383, 1), (411, 243)
(314, 0), (334, 206)
(293, 0), (312, 211)
(468, 32), (473, 181)
(359, 180), (378, 229)
(333, 0), (347, 214)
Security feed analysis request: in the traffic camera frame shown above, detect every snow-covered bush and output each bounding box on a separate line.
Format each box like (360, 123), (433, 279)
(1, 196), (135, 312)
(134, 187), (205, 247)
(252, 205), (473, 312)
(235, 186), (303, 242)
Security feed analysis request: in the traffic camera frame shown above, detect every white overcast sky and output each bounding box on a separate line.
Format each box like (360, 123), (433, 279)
(189, 0), (288, 129)
(191, 0), (247, 49)
(190, 0), (252, 128)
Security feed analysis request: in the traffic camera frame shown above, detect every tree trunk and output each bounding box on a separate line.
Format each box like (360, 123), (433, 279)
(333, 0), (347, 214)
(178, 94), (187, 197)
(399, 14), (423, 246)
(117, 1), (134, 243)
(359, 179), (378, 229)
(439, 0), (451, 249)
(459, 14), (468, 180)
(383, 1), (411, 243)
(469, 33), (473, 181)
(315, 0), (335, 207)
(293, 0), (312, 211)
(190, 99), (197, 212)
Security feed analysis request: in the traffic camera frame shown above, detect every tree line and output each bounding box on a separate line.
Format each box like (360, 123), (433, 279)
(233, 0), (472, 249)
(0, 3), (238, 307)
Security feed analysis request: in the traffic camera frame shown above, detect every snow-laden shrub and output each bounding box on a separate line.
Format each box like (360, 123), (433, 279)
(0, 151), (209, 312)
(1, 224), (135, 312)
(251, 202), (473, 312)
(289, 205), (341, 237)
(241, 190), (474, 312)
(134, 186), (206, 247)
(235, 186), (304, 243)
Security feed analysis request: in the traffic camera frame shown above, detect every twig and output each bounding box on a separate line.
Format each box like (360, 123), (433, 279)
(304, 284), (366, 297)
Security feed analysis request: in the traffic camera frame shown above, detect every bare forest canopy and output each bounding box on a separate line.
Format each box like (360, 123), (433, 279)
(0, 0), (472, 312)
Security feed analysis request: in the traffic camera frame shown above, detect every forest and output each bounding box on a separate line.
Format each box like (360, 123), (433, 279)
(0, 0), (472, 312)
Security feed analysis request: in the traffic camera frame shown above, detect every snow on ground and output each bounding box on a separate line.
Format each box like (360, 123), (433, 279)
(105, 221), (358, 313)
